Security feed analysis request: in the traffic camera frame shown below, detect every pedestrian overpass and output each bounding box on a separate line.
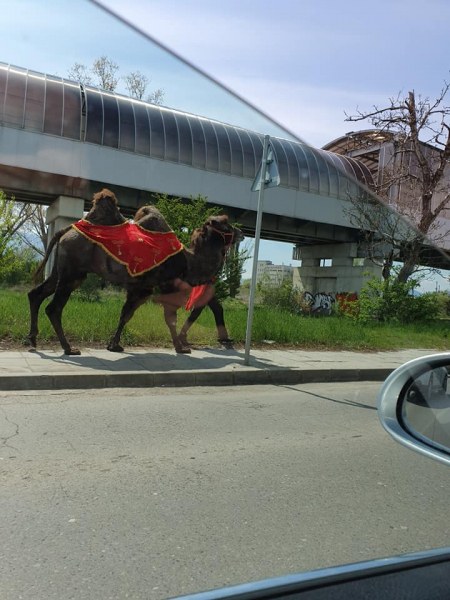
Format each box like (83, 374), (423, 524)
(0, 63), (448, 293)
(0, 62), (374, 239)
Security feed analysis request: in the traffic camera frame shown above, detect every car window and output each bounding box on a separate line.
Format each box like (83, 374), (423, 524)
(1, 1), (450, 599)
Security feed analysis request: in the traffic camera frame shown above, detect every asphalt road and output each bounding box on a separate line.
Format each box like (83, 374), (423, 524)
(1, 383), (449, 599)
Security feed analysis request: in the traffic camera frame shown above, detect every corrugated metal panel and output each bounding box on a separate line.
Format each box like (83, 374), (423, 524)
(0, 62), (375, 201)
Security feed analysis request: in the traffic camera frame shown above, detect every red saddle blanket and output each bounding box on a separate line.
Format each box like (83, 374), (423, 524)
(72, 220), (183, 276)
(185, 283), (214, 311)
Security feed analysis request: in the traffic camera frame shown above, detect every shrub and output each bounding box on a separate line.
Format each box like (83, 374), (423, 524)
(0, 246), (39, 285)
(335, 292), (359, 317)
(74, 273), (104, 302)
(432, 291), (450, 318)
(358, 276), (440, 323)
(258, 279), (302, 314)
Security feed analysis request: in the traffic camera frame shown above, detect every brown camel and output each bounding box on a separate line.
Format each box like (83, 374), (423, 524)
(27, 188), (242, 355)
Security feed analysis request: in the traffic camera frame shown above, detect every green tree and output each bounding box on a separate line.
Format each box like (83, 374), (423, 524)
(152, 194), (222, 245)
(0, 246), (39, 286)
(216, 244), (250, 300)
(0, 191), (34, 259)
(152, 194), (247, 298)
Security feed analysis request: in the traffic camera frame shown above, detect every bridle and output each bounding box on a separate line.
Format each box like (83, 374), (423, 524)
(209, 226), (235, 250)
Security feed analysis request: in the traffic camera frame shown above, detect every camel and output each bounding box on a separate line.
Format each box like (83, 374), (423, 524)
(27, 188), (242, 355)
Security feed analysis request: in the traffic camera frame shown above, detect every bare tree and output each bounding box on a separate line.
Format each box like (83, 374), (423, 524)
(345, 85), (450, 282)
(16, 205), (47, 257)
(122, 70), (165, 104)
(92, 56), (119, 92)
(67, 63), (93, 86)
(147, 88), (165, 105)
(0, 192), (36, 259)
(124, 71), (148, 99)
(346, 187), (426, 281)
(68, 58), (164, 103)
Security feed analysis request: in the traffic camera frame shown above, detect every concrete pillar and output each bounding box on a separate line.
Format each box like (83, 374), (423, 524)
(292, 242), (383, 295)
(45, 196), (85, 276)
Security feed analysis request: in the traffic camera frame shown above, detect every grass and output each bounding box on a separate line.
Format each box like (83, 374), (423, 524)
(1, 287), (448, 351)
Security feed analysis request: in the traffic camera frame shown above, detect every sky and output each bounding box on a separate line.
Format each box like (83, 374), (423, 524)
(2, 0), (450, 290)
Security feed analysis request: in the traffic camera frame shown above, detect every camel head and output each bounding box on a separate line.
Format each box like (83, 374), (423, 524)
(191, 215), (243, 254)
(183, 216), (244, 285)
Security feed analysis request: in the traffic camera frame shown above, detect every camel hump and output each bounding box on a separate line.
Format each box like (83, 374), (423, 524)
(85, 188), (127, 226)
(134, 205), (172, 233)
(93, 188), (118, 205)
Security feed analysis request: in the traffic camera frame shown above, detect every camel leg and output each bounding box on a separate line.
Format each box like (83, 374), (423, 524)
(177, 321), (191, 347)
(178, 306), (204, 347)
(153, 281), (191, 352)
(45, 279), (84, 355)
(163, 305), (191, 354)
(108, 288), (151, 352)
(27, 272), (58, 349)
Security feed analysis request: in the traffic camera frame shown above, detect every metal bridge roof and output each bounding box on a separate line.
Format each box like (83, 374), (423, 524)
(0, 63), (374, 201)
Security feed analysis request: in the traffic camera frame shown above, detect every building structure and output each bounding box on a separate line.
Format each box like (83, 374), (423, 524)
(290, 130), (450, 296)
(256, 261), (293, 286)
(322, 129), (450, 268)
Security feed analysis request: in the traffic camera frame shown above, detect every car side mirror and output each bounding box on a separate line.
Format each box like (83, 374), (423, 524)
(377, 354), (450, 466)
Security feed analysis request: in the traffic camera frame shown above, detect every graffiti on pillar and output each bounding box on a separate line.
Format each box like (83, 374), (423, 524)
(301, 291), (358, 316)
(302, 291), (335, 315)
(335, 292), (358, 316)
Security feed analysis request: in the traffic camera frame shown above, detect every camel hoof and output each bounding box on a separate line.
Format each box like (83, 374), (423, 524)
(64, 348), (81, 356)
(24, 336), (36, 348)
(176, 347), (191, 354)
(219, 338), (234, 348)
(107, 344), (124, 353)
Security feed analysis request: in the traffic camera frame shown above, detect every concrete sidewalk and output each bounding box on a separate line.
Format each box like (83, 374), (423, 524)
(0, 345), (442, 391)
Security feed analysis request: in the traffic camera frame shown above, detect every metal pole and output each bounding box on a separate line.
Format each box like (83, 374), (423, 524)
(244, 134), (270, 365)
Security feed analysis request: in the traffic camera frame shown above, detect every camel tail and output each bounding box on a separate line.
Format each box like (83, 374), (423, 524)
(33, 225), (72, 283)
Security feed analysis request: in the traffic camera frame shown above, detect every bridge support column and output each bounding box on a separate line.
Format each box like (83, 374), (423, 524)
(45, 196), (84, 276)
(293, 242), (383, 295)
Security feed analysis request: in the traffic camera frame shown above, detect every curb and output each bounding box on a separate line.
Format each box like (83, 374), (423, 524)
(0, 367), (394, 391)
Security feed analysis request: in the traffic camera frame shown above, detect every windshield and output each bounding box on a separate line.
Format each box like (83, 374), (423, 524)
(1, 1), (449, 599)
